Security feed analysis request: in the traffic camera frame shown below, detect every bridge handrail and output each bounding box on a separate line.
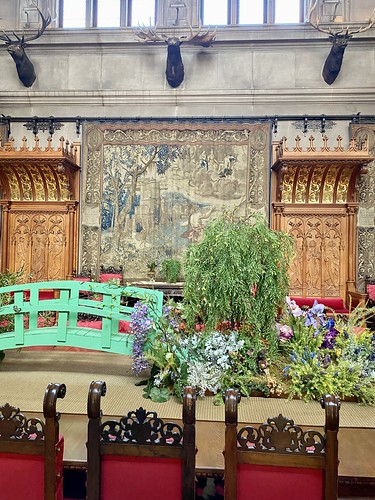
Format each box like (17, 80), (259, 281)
(0, 280), (163, 355)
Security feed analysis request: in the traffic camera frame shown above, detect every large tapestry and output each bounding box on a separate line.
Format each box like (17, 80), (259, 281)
(81, 121), (270, 279)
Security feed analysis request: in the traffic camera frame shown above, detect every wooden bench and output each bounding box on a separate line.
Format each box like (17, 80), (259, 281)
(0, 280), (163, 355)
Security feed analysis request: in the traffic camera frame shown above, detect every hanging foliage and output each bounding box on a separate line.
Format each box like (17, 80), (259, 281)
(183, 210), (293, 353)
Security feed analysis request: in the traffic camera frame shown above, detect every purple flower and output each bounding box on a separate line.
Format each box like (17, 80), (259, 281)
(286, 297), (303, 317)
(304, 300), (325, 328)
(130, 301), (153, 374)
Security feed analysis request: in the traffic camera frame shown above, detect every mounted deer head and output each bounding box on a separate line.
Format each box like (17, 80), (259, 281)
(135, 25), (216, 88)
(309, 0), (375, 85)
(0, 2), (51, 87)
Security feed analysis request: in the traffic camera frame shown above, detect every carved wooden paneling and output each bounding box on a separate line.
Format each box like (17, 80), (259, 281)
(272, 135), (374, 301)
(0, 136), (80, 280)
(279, 210), (347, 298)
(8, 209), (68, 281)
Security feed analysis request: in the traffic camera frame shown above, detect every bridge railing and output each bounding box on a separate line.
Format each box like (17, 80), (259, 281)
(0, 281), (163, 355)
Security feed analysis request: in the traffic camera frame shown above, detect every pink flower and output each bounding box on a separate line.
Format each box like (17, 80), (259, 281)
(277, 323), (293, 342)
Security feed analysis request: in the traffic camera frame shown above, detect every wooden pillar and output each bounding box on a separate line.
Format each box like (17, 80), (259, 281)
(272, 202), (284, 231)
(0, 201), (10, 272)
(66, 202), (77, 279)
(346, 203), (358, 293)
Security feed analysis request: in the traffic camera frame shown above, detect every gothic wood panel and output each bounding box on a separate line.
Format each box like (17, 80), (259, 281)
(272, 135), (374, 302)
(0, 136), (80, 281)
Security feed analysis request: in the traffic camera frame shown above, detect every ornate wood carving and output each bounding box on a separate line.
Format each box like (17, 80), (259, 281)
(272, 135), (374, 302)
(101, 408), (184, 446)
(0, 136), (80, 280)
(237, 414), (325, 455)
(0, 402), (45, 442)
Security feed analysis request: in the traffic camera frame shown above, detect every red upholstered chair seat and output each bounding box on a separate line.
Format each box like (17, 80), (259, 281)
(367, 284), (375, 301)
(238, 464), (323, 500)
(101, 455), (182, 500)
(100, 273), (122, 283)
(290, 296), (349, 314)
(0, 436), (64, 500)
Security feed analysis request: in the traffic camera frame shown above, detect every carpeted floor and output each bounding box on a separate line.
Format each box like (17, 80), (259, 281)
(0, 348), (374, 428)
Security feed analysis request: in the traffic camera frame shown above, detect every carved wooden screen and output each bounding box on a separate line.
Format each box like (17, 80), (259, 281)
(272, 135), (374, 301)
(0, 137), (81, 281)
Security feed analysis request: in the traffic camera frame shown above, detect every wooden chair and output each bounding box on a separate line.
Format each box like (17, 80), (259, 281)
(224, 389), (340, 500)
(86, 381), (196, 500)
(99, 265), (124, 284)
(0, 382), (66, 500)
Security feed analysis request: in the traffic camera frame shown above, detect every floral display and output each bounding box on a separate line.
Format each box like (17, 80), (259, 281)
(130, 297), (375, 405)
(129, 208), (374, 405)
(278, 298), (375, 404)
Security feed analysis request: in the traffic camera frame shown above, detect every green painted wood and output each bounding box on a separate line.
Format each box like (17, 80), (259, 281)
(0, 281), (163, 355)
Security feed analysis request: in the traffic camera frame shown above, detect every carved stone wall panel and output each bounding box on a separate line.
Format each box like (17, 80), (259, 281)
(357, 227), (375, 292)
(80, 225), (100, 276)
(351, 124), (375, 285)
(82, 122), (270, 278)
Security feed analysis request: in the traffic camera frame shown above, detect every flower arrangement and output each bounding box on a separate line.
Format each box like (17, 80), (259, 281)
(130, 301), (272, 404)
(130, 297), (375, 405)
(277, 298), (375, 404)
(129, 208), (374, 405)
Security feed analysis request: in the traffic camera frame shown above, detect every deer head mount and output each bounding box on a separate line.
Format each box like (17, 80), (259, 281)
(135, 25), (216, 88)
(0, 2), (51, 87)
(309, 0), (375, 85)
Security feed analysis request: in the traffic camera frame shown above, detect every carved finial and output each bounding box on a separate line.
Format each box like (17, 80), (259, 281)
(46, 136), (53, 151)
(58, 136), (65, 151)
(321, 135), (329, 152)
(282, 136), (289, 152)
(33, 136), (41, 152)
(307, 135), (316, 152)
(294, 136), (302, 152)
(335, 135), (344, 152)
(20, 136), (28, 151)
(349, 137), (357, 152)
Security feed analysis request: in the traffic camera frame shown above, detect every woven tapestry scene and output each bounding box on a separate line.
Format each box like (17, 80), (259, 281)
(81, 122), (270, 277)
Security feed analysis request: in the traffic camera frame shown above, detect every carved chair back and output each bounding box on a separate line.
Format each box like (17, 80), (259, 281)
(224, 389), (340, 500)
(99, 265), (124, 284)
(86, 381), (196, 500)
(0, 382), (66, 500)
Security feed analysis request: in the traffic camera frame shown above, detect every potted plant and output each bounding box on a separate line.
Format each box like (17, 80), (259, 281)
(161, 259), (181, 283)
(146, 261), (157, 280)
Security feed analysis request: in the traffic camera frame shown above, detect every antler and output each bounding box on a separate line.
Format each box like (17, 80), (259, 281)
(135, 24), (216, 47)
(21, 2), (52, 43)
(0, 1), (51, 45)
(308, 0), (335, 35)
(180, 25), (217, 47)
(347, 7), (375, 35)
(309, 0), (375, 36)
(134, 25), (167, 43)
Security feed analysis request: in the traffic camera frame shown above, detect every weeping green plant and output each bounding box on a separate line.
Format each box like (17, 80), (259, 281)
(183, 210), (293, 355)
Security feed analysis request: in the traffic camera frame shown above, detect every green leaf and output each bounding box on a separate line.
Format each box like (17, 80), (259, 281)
(149, 386), (171, 403)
